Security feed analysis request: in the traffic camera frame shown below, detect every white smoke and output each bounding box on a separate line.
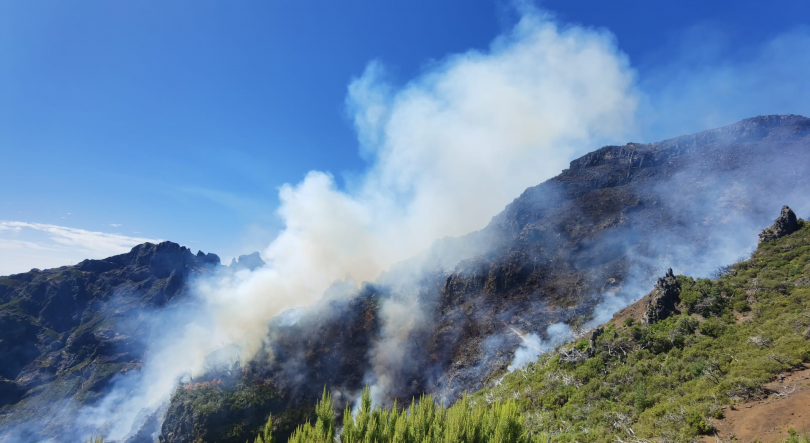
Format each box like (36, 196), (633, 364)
(349, 8), (639, 402)
(507, 323), (573, 372)
(639, 25), (810, 141)
(55, 5), (810, 442)
(74, 8), (639, 438)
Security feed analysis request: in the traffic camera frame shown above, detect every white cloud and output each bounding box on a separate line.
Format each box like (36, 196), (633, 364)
(0, 221), (159, 275)
(110, 223), (122, 227)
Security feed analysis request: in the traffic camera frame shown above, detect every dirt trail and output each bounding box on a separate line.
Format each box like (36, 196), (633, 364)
(701, 365), (810, 443)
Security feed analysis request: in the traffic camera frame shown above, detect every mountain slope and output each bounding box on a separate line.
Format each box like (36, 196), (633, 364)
(242, 209), (810, 443)
(1, 115), (809, 443)
(474, 209), (810, 442)
(0, 243), (220, 441)
(158, 115), (810, 443)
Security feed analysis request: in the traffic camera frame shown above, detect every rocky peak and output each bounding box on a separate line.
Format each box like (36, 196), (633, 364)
(642, 268), (682, 326)
(229, 251), (266, 271)
(759, 206), (800, 243)
(196, 250), (221, 267)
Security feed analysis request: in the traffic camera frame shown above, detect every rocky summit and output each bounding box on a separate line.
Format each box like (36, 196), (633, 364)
(1, 115), (809, 443)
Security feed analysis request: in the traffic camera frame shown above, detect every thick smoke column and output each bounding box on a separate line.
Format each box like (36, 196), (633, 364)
(345, 10), (639, 403)
(71, 7), (640, 439)
(60, 5), (810, 442)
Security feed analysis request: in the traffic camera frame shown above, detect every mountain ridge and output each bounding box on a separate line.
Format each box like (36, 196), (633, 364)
(1, 115), (809, 442)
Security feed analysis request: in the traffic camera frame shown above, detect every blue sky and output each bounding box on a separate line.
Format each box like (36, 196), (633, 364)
(1, 0), (809, 274)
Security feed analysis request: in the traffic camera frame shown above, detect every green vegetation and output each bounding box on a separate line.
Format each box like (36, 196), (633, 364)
(0, 276), (23, 288)
(780, 428), (810, 443)
(254, 387), (544, 443)
(478, 220), (810, 442)
(160, 376), (284, 441)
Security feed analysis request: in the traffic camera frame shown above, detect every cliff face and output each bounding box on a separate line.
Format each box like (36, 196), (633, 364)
(2, 115), (809, 443)
(0, 242), (219, 441)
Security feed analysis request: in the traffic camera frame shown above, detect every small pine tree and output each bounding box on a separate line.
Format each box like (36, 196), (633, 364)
(254, 412), (275, 443)
(285, 386), (539, 443)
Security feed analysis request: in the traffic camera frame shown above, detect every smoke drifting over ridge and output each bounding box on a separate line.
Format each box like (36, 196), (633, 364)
(66, 9), (641, 439)
(639, 26), (810, 141)
(10, 6), (810, 443)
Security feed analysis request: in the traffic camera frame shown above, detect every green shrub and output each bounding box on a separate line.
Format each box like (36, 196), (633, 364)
(257, 387), (543, 443)
(698, 317), (726, 338)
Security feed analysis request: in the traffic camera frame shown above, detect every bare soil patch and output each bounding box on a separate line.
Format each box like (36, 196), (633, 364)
(701, 365), (810, 443)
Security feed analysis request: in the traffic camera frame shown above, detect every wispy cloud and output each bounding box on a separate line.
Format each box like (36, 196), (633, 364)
(177, 186), (258, 211)
(0, 221), (159, 275)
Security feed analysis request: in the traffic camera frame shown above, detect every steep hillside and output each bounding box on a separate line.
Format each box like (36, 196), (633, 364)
(159, 115), (810, 443)
(239, 207), (810, 443)
(187, 209), (810, 443)
(2, 115), (809, 443)
(474, 208), (810, 442)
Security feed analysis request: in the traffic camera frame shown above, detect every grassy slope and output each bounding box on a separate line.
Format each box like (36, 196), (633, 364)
(474, 220), (810, 442)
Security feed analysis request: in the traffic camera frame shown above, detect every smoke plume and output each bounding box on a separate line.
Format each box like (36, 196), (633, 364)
(10, 5), (810, 442)
(66, 7), (640, 438)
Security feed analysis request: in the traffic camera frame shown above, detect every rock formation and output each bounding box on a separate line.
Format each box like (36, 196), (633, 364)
(0, 242), (219, 440)
(229, 251), (266, 271)
(642, 268), (682, 326)
(759, 205), (800, 243)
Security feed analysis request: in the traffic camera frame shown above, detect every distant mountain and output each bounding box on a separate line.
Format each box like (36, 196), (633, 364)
(1, 115), (809, 443)
(0, 242), (219, 441)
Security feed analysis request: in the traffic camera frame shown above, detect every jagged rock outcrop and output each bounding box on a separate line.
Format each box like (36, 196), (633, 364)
(197, 250), (222, 267)
(759, 205), (800, 243)
(642, 269), (682, 326)
(586, 327), (604, 357)
(229, 251), (266, 271)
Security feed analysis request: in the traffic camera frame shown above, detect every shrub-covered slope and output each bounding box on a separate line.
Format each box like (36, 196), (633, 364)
(476, 214), (810, 442)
